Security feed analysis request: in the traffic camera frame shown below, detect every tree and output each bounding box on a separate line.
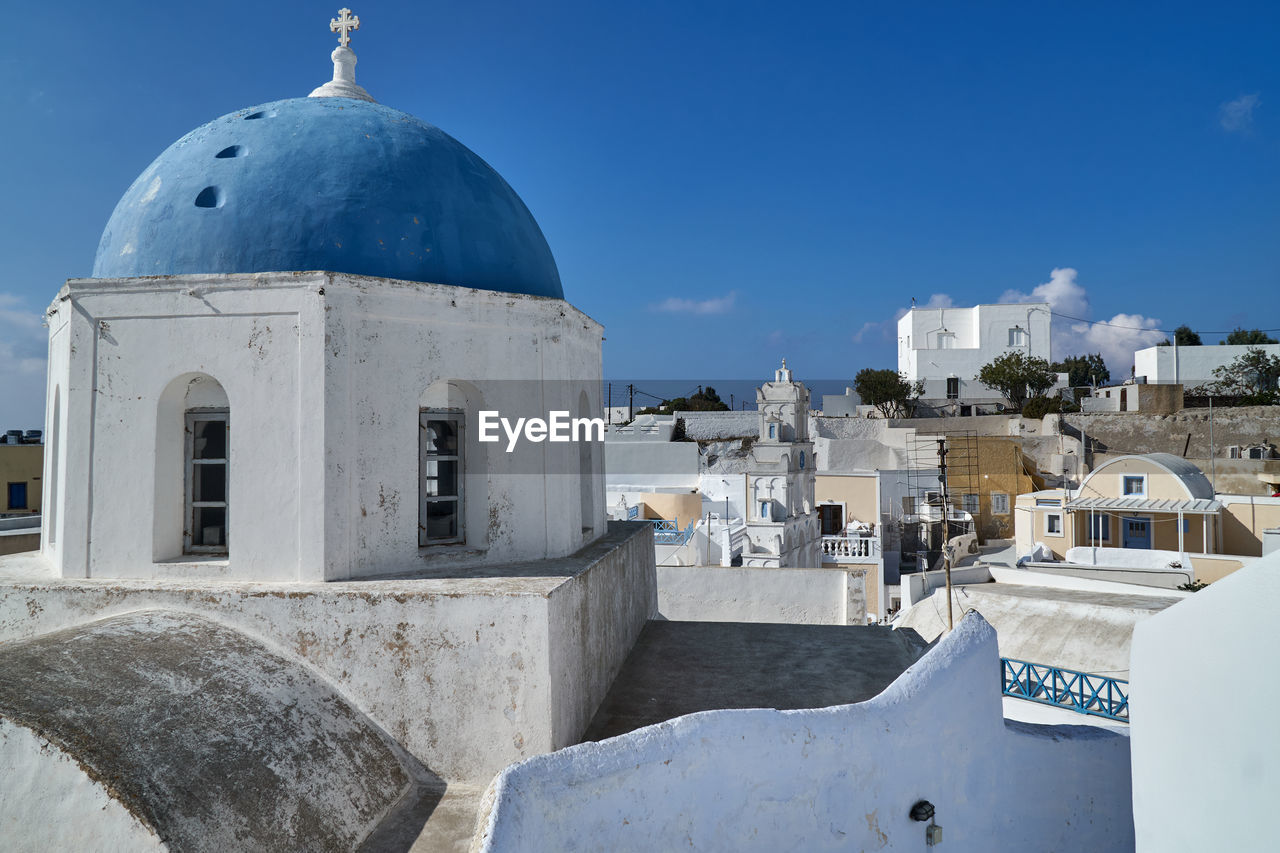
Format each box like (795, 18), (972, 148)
(1222, 327), (1278, 345)
(1207, 347), (1280, 401)
(853, 368), (924, 419)
(636, 385), (730, 416)
(976, 351), (1057, 409)
(1050, 353), (1110, 388)
(1158, 325), (1202, 347)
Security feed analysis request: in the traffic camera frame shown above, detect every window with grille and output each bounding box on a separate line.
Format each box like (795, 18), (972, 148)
(420, 411), (464, 545)
(185, 411), (228, 554)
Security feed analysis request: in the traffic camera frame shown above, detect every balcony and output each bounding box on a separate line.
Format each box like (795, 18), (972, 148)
(820, 533), (880, 563)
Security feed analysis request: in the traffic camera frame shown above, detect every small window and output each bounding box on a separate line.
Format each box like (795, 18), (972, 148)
(7, 482), (27, 510)
(420, 410), (464, 545)
(1122, 475), (1146, 497)
(799, 450), (806, 470)
(991, 493), (1010, 515)
(946, 377), (959, 399)
(938, 332), (955, 349)
(1181, 519), (1191, 533)
(1008, 327), (1027, 347)
(1035, 498), (1062, 507)
(961, 493), (979, 514)
(1045, 511), (1063, 537)
(769, 423), (776, 439)
(902, 496), (917, 515)
(760, 500), (770, 520)
(1090, 515), (1110, 541)
(186, 411), (229, 554)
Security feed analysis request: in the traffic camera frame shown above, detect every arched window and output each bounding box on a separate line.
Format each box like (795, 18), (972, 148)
(420, 380), (488, 548)
(154, 374), (229, 560)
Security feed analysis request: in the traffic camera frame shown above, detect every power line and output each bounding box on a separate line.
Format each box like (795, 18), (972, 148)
(1044, 308), (1280, 336)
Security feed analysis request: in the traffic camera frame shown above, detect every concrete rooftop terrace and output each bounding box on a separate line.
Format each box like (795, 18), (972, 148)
(582, 621), (930, 741)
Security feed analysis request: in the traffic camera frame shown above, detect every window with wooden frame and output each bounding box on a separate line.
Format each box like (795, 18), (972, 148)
(185, 411), (229, 554)
(420, 410), (464, 545)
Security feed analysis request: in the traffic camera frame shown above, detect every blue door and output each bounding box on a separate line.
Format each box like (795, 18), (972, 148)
(1122, 518), (1150, 549)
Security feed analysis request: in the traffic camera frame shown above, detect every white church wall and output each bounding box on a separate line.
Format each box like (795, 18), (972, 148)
(323, 274), (604, 581)
(473, 612), (1132, 852)
(1130, 549), (1280, 851)
(656, 565), (866, 625)
(0, 522), (654, 783)
(42, 272), (605, 583)
(0, 719), (166, 852)
(45, 275), (320, 582)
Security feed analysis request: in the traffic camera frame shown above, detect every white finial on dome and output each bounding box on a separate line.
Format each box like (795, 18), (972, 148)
(309, 8), (376, 102)
(330, 8), (360, 47)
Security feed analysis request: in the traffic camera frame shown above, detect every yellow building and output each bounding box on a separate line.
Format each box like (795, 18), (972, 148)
(0, 444), (42, 517)
(944, 436), (1044, 543)
(1015, 453), (1280, 582)
(814, 473), (883, 618)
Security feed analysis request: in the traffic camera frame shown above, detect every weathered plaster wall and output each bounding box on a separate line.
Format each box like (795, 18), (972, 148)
(0, 719), (166, 852)
(1130, 550), (1280, 851)
(656, 565), (867, 625)
(0, 522), (653, 783)
(44, 271), (604, 583)
(473, 613), (1133, 852)
(547, 523), (658, 749)
(1062, 408), (1280, 464)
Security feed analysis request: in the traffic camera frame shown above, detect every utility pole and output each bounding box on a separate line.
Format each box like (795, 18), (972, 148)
(1209, 395), (1217, 493)
(607, 382), (612, 425)
(628, 384), (635, 422)
(730, 393), (734, 410)
(938, 437), (953, 632)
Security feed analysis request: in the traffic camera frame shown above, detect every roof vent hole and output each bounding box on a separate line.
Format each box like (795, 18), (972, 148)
(215, 145), (243, 159)
(243, 110), (275, 120)
(194, 187), (223, 208)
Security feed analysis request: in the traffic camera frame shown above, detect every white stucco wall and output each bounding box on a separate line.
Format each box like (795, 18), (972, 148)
(0, 522), (654, 783)
(1129, 550), (1280, 851)
(43, 271), (604, 583)
(656, 565), (866, 625)
(898, 302), (1052, 384)
(473, 612), (1132, 852)
(1134, 342), (1280, 387)
(0, 719), (166, 852)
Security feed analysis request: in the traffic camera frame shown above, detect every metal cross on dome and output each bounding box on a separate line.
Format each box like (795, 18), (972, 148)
(330, 8), (360, 48)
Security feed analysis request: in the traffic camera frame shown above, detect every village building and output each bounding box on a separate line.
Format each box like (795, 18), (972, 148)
(898, 300), (1065, 412)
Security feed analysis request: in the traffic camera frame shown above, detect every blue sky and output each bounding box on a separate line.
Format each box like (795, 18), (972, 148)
(2, 1), (1278, 427)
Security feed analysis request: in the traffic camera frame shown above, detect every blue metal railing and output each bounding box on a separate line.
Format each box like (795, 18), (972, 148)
(1001, 658), (1129, 722)
(627, 505), (639, 520)
(650, 518), (696, 546)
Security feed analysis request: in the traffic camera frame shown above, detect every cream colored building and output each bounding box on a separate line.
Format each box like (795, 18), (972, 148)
(1015, 452), (1280, 582)
(0, 445), (41, 518)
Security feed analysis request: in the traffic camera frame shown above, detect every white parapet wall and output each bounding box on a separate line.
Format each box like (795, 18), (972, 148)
(1130, 549), (1280, 851)
(656, 565), (867, 625)
(472, 612), (1134, 852)
(0, 521), (655, 784)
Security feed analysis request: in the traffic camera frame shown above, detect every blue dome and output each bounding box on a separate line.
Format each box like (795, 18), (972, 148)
(93, 97), (563, 299)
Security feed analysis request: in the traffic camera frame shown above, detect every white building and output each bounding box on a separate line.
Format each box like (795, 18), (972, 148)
(742, 362), (821, 568)
(1133, 342), (1280, 388)
(898, 301), (1054, 406)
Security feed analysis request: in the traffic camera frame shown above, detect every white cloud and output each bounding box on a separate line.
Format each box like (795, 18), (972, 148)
(1220, 93), (1260, 133)
(999, 268), (1164, 377)
(651, 291), (737, 316)
(0, 293), (48, 429)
